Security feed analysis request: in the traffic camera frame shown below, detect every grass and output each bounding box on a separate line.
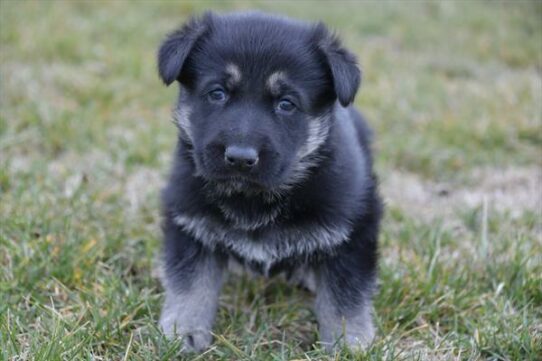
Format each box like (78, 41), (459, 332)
(0, 1), (541, 360)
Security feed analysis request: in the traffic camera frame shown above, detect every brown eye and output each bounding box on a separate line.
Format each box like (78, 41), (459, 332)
(277, 99), (296, 113)
(208, 89), (227, 102)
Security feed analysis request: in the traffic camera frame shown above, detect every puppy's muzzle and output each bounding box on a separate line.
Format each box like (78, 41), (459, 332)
(224, 145), (259, 171)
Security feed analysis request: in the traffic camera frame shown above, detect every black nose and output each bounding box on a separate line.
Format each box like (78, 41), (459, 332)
(224, 146), (259, 170)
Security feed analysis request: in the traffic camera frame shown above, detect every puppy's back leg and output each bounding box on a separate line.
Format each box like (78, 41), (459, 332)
(159, 218), (225, 353)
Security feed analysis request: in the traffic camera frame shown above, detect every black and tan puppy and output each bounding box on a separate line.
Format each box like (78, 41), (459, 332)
(157, 11), (382, 353)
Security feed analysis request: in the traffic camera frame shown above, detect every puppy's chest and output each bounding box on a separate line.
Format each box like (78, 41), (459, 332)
(216, 198), (283, 231)
(173, 199), (351, 265)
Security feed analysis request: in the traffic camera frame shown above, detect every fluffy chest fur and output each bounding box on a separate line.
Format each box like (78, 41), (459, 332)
(172, 203), (352, 268)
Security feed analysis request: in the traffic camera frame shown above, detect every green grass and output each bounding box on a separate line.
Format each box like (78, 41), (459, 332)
(1, 1), (541, 360)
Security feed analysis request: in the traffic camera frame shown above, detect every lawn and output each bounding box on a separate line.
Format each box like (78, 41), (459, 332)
(0, 1), (541, 360)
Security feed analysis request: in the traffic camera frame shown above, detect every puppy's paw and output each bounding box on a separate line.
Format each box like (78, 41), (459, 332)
(160, 314), (212, 353)
(319, 320), (375, 353)
(343, 324), (375, 352)
(180, 331), (212, 353)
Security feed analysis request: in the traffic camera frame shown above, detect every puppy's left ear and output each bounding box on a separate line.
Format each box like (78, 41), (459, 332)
(158, 13), (212, 86)
(314, 23), (361, 107)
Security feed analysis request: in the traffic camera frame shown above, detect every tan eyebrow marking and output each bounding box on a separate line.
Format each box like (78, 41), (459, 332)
(266, 71), (287, 95)
(225, 63), (242, 86)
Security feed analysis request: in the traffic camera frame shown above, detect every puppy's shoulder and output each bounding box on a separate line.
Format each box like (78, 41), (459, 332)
(332, 105), (375, 166)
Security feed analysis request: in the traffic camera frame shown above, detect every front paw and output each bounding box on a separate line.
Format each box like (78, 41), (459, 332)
(343, 324), (375, 352)
(319, 320), (375, 353)
(160, 313), (212, 353)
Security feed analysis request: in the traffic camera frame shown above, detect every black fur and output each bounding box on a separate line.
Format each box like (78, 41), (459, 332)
(157, 11), (382, 352)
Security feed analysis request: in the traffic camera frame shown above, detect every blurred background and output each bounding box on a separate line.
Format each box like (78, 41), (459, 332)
(1, 1), (540, 360)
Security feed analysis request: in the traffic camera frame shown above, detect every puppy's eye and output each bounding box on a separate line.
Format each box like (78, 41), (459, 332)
(208, 89), (227, 102)
(277, 99), (296, 113)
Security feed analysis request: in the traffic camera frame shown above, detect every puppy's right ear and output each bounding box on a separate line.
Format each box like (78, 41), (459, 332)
(158, 13), (211, 86)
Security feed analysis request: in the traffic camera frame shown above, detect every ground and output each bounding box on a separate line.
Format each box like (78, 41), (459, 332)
(0, 1), (541, 360)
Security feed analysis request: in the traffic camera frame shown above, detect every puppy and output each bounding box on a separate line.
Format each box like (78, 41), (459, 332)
(157, 11), (382, 353)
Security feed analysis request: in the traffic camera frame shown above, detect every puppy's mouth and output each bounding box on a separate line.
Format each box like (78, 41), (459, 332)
(215, 175), (267, 190)
(199, 175), (270, 198)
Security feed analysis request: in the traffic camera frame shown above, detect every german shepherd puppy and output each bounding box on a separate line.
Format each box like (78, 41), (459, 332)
(157, 11), (382, 353)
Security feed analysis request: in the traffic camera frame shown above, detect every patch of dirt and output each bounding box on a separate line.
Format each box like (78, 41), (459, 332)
(381, 165), (542, 221)
(124, 167), (163, 213)
(46, 150), (164, 213)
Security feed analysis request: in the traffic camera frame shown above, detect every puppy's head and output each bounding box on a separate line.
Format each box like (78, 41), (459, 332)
(158, 12), (360, 192)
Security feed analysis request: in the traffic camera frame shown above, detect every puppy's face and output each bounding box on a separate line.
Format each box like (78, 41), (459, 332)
(158, 12), (360, 192)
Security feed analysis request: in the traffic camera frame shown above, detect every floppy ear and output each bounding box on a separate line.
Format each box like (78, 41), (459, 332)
(157, 13), (211, 86)
(315, 23), (361, 107)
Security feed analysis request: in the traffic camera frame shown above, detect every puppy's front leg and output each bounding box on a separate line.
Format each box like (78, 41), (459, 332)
(159, 219), (225, 353)
(314, 232), (378, 352)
